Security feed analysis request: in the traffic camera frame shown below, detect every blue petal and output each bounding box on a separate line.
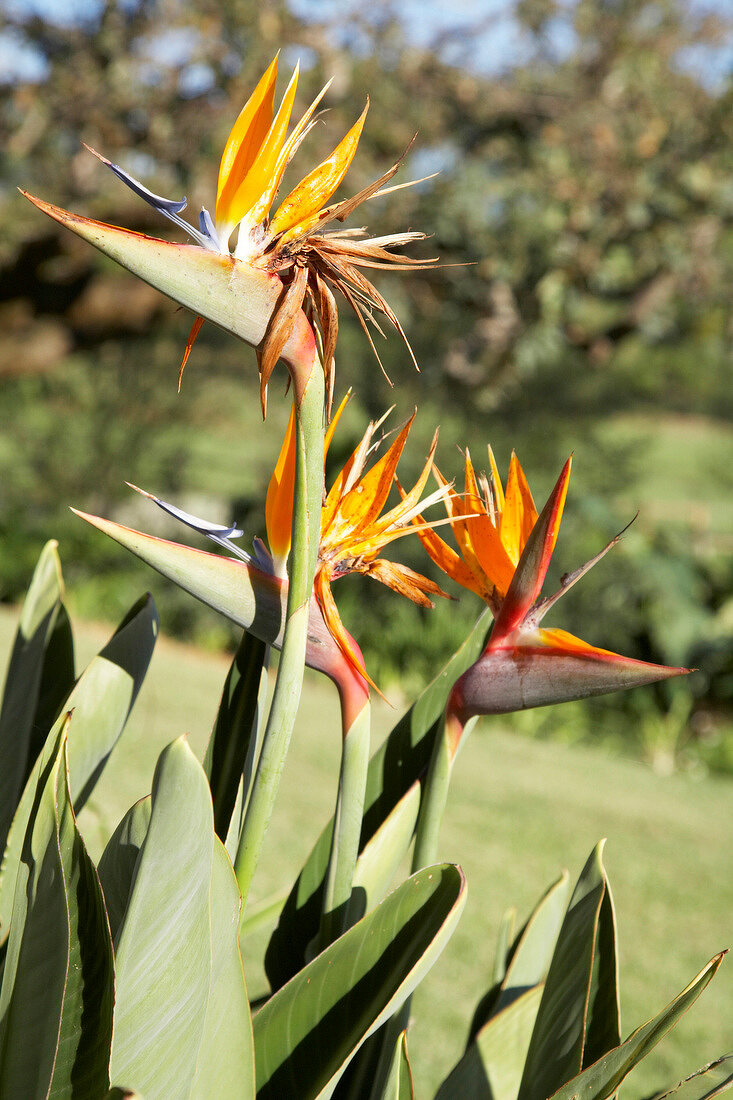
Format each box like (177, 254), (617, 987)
(198, 206), (222, 250)
(128, 483), (254, 564)
(85, 144), (218, 251)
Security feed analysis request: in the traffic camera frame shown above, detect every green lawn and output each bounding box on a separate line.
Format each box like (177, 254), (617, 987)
(1, 604), (730, 1097)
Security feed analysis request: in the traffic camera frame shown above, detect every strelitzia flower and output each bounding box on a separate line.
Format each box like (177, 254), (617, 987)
(266, 396), (451, 688)
(411, 449), (687, 715)
(24, 54), (433, 415)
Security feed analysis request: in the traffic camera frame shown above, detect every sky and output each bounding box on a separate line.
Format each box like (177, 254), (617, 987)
(1, 0), (732, 89)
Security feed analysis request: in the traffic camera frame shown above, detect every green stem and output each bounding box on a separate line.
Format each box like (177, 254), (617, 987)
(366, 702), (476, 1098)
(411, 704), (476, 873)
(234, 366), (325, 906)
(320, 699), (371, 945)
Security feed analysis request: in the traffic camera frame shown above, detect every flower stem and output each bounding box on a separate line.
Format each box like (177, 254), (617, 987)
(320, 698), (371, 945)
(234, 366), (325, 906)
(411, 704), (472, 872)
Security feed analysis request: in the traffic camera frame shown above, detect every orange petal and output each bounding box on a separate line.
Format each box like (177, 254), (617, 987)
(265, 402), (296, 569)
(365, 558), (448, 606)
(376, 428), (438, 532)
(270, 101), (369, 243)
(178, 315), (204, 391)
(216, 55), (279, 227)
(461, 450), (516, 596)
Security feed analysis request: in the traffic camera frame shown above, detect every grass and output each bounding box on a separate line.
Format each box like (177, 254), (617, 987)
(1, 603), (731, 1097)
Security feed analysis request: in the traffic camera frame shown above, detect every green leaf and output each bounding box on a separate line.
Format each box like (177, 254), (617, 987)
(191, 840), (255, 1099)
(0, 594), (158, 943)
(549, 954), (726, 1100)
(26, 603), (75, 770)
(497, 872), (571, 1014)
(204, 631), (268, 842)
(465, 905), (519, 1042)
(517, 842), (606, 1100)
(437, 985), (544, 1100)
(350, 784), (421, 923)
(467, 873), (569, 1046)
(0, 540), (74, 852)
(653, 1055), (733, 1099)
(109, 737), (253, 1099)
(265, 611), (491, 989)
(381, 1031), (415, 1099)
(254, 864), (466, 1100)
(97, 797), (152, 943)
(0, 719), (115, 1099)
(583, 877), (621, 1067)
(493, 907), (517, 986)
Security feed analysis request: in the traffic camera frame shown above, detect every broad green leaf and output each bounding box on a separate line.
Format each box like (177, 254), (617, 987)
(254, 864), (466, 1099)
(0, 540), (74, 852)
(0, 721), (114, 1099)
(191, 840), (255, 1099)
(381, 1031), (415, 1099)
(97, 797), (152, 943)
(517, 842), (606, 1100)
(437, 985), (544, 1100)
(349, 783), (421, 924)
(265, 611), (491, 988)
(493, 907), (517, 986)
(653, 1055), (733, 1099)
(496, 872), (571, 1013)
(466, 905), (519, 1042)
(469, 873), (570, 1045)
(0, 595), (158, 943)
(583, 878), (621, 1067)
(110, 738), (253, 1099)
(549, 954), (725, 1100)
(204, 631), (268, 842)
(240, 891), (287, 938)
(26, 603), (75, 770)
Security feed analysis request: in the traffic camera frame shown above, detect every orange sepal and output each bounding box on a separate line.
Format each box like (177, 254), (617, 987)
(271, 101), (369, 243)
(500, 452), (538, 565)
(315, 567), (383, 696)
(265, 402), (297, 569)
(216, 55), (279, 226)
(537, 627), (619, 659)
(336, 415), (414, 538)
(178, 315), (204, 391)
(224, 64), (299, 233)
(491, 457), (572, 642)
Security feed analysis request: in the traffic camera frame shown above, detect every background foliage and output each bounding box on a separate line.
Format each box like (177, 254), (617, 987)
(2, 0), (732, 770)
